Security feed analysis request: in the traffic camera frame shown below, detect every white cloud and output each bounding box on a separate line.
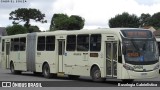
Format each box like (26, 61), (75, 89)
(135, 0), (160, 5)
(52, 0), (160, 29)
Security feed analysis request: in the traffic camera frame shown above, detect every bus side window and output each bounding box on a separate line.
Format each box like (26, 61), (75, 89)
(13, 38), (20, 51)
(2, 39), (5, 52)
(77, 34), (89, 51)
(90, 34), (101, 51)
(20, 37), (26, 51)
(66, 35), (76, 51)
(37, 36), (45, 51)
(46, 36), (55, 51)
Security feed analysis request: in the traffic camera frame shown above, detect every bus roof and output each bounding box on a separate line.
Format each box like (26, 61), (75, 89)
(2, 28), (151, 38)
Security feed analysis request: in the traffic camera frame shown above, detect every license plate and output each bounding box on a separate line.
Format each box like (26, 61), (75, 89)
(141, 73), (147, 76)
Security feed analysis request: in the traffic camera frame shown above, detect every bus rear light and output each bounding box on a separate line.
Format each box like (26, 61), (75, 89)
(123, 64), (134, 71)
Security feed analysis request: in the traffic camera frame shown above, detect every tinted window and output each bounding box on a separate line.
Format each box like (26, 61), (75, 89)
(157, 42), (160, 56)
(13, 38), (19, 51)
(20, 38), (26, 51)
(46, 36), (55, 51)
(2, 39), (4, 52)
(67, 35), (76, 51)
(90, 34), (101, 51)
(77, 35), (89, 51)
(37, 36), (45, 51)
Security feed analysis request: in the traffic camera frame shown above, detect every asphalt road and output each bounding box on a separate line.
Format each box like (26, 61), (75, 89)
(0, 64), (160, 90)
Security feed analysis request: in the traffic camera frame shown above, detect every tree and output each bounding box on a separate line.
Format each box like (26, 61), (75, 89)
(29, 26), (41, 32)
(50, 14), (69, 30)
(9, 8), (47, 32)
(148, 12), (160, 29)
(50, 13), (85, 31)
(109, 12), (140, 28)
(139, 13), (151, 27)
(68, 15), (85, 30)
(6, 25), (27, 35)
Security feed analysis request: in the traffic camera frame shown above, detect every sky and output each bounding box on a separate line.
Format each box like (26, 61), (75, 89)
(0, 0), (160, 31)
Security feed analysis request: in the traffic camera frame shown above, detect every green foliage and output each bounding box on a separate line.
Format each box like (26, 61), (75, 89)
(148, 12), (160, 29)
(68, 15), (85, 30)
(9, 8), (47, 31)
(6, 25), (27, 35)
(50, 13), (85, 31)
(109, 12), (140, 28)
(139, 13), (151, 27)
(28, 26), (41, 33)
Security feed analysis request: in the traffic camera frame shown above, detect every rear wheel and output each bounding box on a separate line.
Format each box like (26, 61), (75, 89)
(91, 66), (106, 82)
(10, 62), (15, 74)
(42, 64), (53, 78)
(10, 62), (21, 74)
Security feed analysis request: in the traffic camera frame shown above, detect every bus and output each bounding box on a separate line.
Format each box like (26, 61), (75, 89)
(0, 28), (159, 82)
(156, 38), (160, 73)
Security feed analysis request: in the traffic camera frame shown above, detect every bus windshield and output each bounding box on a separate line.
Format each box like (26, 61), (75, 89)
(121, 30), (159, 65)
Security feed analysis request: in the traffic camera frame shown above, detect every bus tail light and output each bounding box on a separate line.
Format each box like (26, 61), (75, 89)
(123, 64), (134, 71)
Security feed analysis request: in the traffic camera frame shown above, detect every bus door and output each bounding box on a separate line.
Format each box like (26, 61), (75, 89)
(58, 40), (65, 72)
(5, 42), (10, 69)
(106, 41), (117, 78)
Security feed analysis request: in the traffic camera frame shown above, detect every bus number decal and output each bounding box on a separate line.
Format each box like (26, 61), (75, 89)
(73, 53), (81, 56)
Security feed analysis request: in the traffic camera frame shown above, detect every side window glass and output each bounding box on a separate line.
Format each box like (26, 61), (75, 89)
(77, 35), (89, 51)
(67, 35), (76, 51)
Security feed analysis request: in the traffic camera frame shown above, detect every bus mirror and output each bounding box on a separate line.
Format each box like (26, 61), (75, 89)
(122, 46), (126, 55)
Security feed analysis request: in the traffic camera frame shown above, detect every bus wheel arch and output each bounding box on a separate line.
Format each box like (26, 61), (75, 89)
(10, 61), (21, 74)
(42, 62), (52, 78)
(10, 61), (14, 74)
(90, 64), (106, 82)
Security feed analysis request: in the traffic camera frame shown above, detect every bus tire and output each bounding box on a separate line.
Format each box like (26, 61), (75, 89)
(91, 66), (106, 82)
(10, 62), (21, 74)
(42, 63), (52, 78)
(10, 62), (15, 74)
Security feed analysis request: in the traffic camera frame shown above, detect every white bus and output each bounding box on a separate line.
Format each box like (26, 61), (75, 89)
(0, 28), (159, 82)
(156, 38), (160, 74)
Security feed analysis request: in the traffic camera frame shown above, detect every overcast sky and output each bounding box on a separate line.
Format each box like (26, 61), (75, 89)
(0, 0), (160, 31)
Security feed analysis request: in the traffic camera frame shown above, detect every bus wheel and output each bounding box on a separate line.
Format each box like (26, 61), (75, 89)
(10, 62), (15, 74)
(91, 67), (106, 82)
(10, 62), (21, 74)
(42, 64), (52, 78)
